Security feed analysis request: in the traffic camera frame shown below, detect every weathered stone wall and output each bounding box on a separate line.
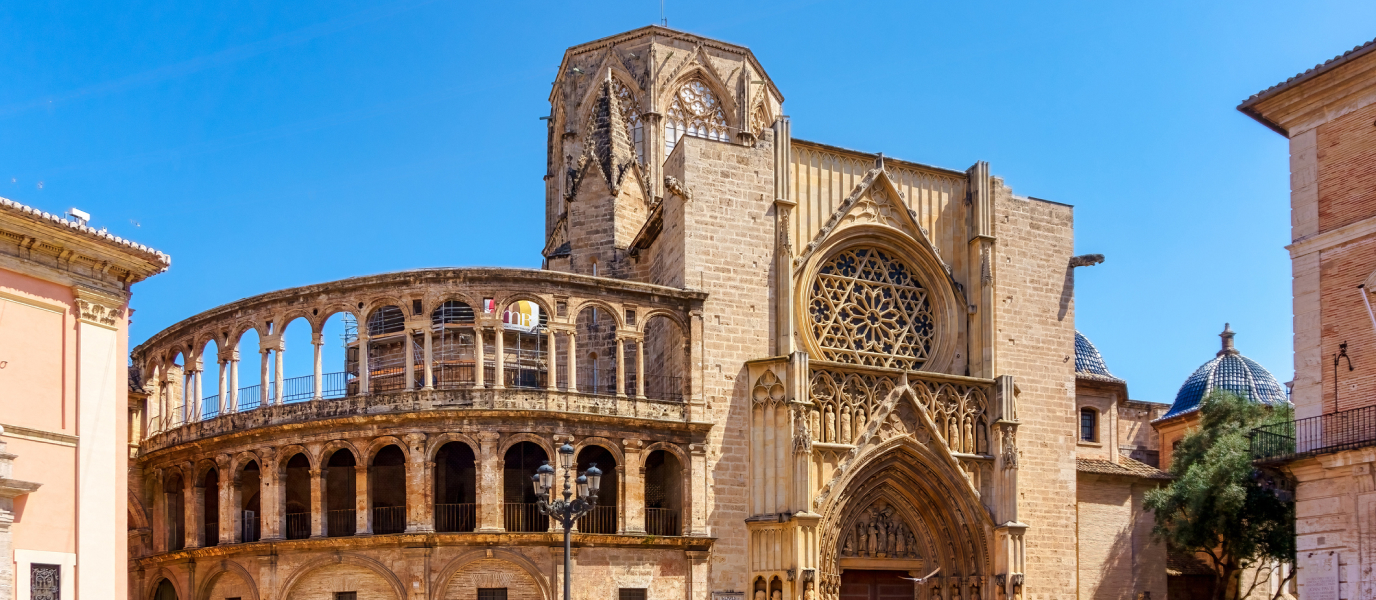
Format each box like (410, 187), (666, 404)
(993, 188), (1078, 599)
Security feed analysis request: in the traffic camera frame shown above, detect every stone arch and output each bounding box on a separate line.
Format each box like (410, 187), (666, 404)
(641, 441), (689, 468)
(195, 560), (258, 600)
(275, 444), (314, 472)
(320, 439), (362, 465)
(146, 570), (186, 600)
(363, 435), (411, 465)
(635, 308), (687, 334)
(794, 224), (963, 375)
(426, 432), (481, 462)
(814, 387), (993, 599)
(228, 452), (263, 479)
(574, 436), (625, 465)
(434, 549), (551, 600)
(569, 298), (624, 329)
(128, 489), (151, 530)
(497, 433), (557, 459)
(278, 553), (406, 600)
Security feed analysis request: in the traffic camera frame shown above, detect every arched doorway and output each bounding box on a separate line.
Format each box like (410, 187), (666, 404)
(370, 445), (407, 534)
(325, 449), (357, 537)
(434, 441), (477, 532)
(503, 442), (548, 532)
(575, 445), (617, 533)
(153, 578), (177, 600)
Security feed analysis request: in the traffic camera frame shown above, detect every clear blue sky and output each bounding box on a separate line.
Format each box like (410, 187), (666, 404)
(3, 0), (1372, 403)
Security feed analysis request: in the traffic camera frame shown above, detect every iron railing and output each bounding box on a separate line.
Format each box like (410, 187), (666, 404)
(242, 511), (259, 542)
(372, 506), (406, 534)
(643, 375), (683, 402)
(435, 503), (477, 532)
(504, 503), (548, 532)
(238, 386), (263, 411)
(1252, 404), (1376, 463)
(327, 509), (356, 537)
(285, 512), (311, 539)
(204, 520), (219, 546)
(434, 363), (476, 388)
(576, 365), (618, 396)
(201, 395), (219, 419)
(576, 505), (617, 534)
(646, 507), (681, 536)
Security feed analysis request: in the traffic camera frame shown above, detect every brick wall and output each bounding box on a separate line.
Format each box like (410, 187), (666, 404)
(1319, 235), (1376, 413)
(993, 189), (1078, 599)
(1076, 476), (1167, 600)
(1317, 102), (1376, 232)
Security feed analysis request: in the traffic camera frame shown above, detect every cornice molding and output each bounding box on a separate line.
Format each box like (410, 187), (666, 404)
(1286, 213), (1376, 258)
(0, 196), (169, 289)
(1240, 48), (1376, 137)
(73, 285), (126, 329)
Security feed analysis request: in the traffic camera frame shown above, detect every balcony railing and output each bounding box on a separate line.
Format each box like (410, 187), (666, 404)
(435, 503), (477, 532)
(285, 512), (310, 539)
(504, 503), (548, 532)
(646, 507), (681, 536)
(327, 509), (356, 537)
(1252, 405), (1376, 463)
(242, 511), (259, 543)
(204, 520), (218, 546)
(576, 505), (617, 534)
(372, 506), (406, 534)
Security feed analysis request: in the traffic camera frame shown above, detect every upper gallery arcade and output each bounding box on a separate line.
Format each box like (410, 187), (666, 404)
(130, 25), (1081, 600)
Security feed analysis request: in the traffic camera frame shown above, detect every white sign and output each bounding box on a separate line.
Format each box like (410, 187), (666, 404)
(712, 592), (745, 600)
(1300, 551), (1340, 600)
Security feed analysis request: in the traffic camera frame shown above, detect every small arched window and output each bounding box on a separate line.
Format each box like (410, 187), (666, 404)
(665, 79), (729, 155)
(1079, 407), (1098, 442)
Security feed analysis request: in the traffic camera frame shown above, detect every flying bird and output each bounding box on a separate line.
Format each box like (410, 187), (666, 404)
(900, 567), (940, 584)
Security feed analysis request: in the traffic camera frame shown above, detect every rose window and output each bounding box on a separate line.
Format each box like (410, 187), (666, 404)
(664, 79), (729, 154)
(809, 247), (935, 370)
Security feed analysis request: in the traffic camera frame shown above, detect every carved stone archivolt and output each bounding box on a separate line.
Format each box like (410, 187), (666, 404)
(839, 500), (921, 561)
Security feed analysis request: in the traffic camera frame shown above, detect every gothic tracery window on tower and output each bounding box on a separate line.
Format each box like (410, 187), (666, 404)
(612, 78), (645, 164)
(664, 79), (730, 155)
(809, 247), (935, 370)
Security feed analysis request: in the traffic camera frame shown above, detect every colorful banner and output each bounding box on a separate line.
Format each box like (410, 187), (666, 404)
(503, 300), (541, 332)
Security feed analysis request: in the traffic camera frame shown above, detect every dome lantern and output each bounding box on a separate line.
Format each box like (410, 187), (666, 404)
(1161, 324), (1288, 420)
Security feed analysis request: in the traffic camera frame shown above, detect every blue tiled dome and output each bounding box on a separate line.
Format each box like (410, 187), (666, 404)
(1162, 324), (1289, 419)
(1075, 331), (1123, 383)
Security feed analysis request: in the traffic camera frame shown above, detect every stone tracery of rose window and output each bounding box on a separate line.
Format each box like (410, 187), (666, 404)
(612, 78), (645, 164)
(809, 247), (935, 370)
(665, 79), (729, 154)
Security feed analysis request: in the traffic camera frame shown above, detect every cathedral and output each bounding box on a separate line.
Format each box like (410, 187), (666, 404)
(122, 26), (1181, 600)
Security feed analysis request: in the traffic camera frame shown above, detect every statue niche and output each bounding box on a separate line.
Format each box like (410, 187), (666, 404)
(839, 500), (923, 566)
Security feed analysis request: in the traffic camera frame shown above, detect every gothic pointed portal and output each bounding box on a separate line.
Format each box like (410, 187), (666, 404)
(813, 384), (994, 600)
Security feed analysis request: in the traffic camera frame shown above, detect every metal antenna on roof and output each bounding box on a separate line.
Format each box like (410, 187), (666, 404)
(660, 0), (667, 26)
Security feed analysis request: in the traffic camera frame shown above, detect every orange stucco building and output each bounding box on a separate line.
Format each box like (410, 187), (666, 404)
(0, 197), (167, 600)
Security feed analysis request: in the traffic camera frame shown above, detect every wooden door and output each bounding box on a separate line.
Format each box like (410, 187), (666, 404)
(839, 570), (914, 600)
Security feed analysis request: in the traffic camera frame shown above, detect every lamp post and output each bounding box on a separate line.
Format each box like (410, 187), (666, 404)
(533, 442), (602, 600)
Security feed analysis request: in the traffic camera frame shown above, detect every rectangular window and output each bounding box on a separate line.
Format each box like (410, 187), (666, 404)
(478, 589), (508, 600)
(620, 589), (648, 600)
(1080, 409), (1096, 442)
(334, 593), (357, 600)
(31, 564), (61, 600)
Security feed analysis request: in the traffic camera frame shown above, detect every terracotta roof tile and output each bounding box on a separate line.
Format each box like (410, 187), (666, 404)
(1239, 38), (1376, 110)
(1076, 456), (1172, 480)
(0, 196), (170, 267)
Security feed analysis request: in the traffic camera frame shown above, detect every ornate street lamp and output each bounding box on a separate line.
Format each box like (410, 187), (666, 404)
(533, 442), (602, 600)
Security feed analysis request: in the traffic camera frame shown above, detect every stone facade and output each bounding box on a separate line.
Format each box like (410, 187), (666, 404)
(126, 25), (1159, 600)
(1241, 37), (1376, 600)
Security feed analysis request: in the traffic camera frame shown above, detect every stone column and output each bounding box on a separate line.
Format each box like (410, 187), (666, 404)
(493, 327), (506, 390)
(217, 359), (229, 415)
(217, 456), (233, 545)
(546, 328), (558, 392)
(185, 473), (203, 548)
(227, 474), (243, 545)
(688, 443), (707, 536)
(273, 340), (285, 405)
(309, 468), (324, 538)
(191, 363), (203, 420)
(635, 339), (646, 399)
(567, 332), (578, 393)
(404, 330), (417, 392)
(475, 432), (503, 532)
(615, 335), (627, 397)
(358, 332), (371, 394)
(621, 440), (645, 534)
(405, 433), (432, 533)
(228, 353), (240, 412)
(260, 449), (281, 540)
(355, 465), (372, 535)
(312, 332), (324, 400)
(423, 326), (435, 390)
(689, 310), (704, 421)
(259, 349), (271, 406)
(474, 328), (485, 388)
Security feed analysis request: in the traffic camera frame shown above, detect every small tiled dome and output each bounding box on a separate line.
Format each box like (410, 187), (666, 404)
(1075, 331), (1124, 383)
(1162, 324), (1288, 419)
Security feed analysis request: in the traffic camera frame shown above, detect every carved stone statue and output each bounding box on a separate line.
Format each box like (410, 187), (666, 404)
(854, 409), (867, 441)
(866, 522), (878, 557)
(892, 524), (903, 555)
(842, 536), (853, 557)
(906, 531), (918, 558)
(803, 582), (815, 600)
(771, 590), (782, 600)
(824, 406), (836, 443)
(810, 409), (820, 441)
(754, 591), (765, 600)
(840, 409), (851, 444)
(949, 419), (959, 447)
(963, 417), (974, 453)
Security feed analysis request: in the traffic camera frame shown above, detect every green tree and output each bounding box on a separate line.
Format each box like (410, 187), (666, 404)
(1145, 390), (1296, 600)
